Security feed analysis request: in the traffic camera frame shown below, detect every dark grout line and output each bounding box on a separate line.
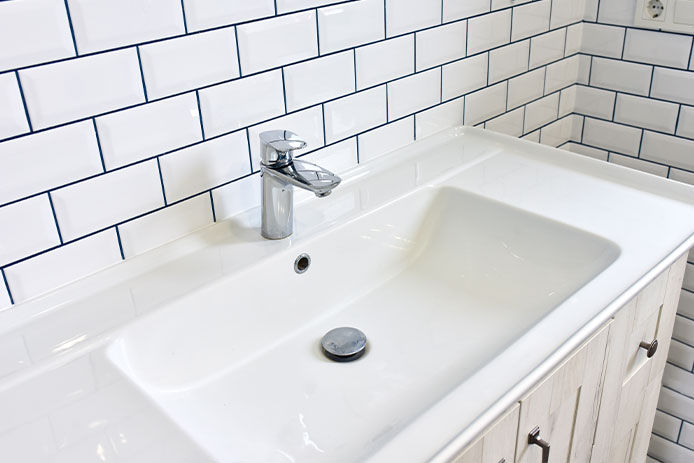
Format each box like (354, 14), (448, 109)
(14, 72), (33, 132)
(1, 268), (14, 305)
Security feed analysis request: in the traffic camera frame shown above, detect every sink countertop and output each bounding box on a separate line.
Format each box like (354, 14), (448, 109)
(0, 127), (693, 463)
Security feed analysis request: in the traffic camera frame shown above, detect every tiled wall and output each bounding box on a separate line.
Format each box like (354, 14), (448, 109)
(0, 0), (587, 308)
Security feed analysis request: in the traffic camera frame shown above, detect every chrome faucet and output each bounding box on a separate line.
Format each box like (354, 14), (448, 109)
(259, 130), (341, 239)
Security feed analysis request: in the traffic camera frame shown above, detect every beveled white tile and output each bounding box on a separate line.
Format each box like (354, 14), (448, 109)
(5, 230), (122, 303)
(318, 0), (385, 54)
(545, 55), (581, 94)
(211, 174), (261, 220)
(237, 11), (318, 75)
(582, 118), (642, 155)
(609, 153), (668, 177)
(677, 106), (694, 139)
(0, 72), (29, 140)
(550, 0), (584, 28)
(511, 0), (551, 42)
(159, 131), (250, 203)
(52, 160), (164, 241)
(442, 0), (489, 21)
(558, 85), (576, 117)
(284, 52), (355, 111)
(464, 81), (507, 126)
(387, 69), (440, 120)
(68, 0), (185, 54)
(302, 138), (358, 174)
(507, 67), (545, 109)
(358, 117), (414, 162)
(0, 280), (10, 310)
(651, 67), (694, 105)
(468, 9), (511, 55)
(565, 23), (583, 56)
(277, 0), (343, 12)
(325, 86), (387, 143)
(641, 131), (694, 171)
(355, 35), (414, 90)
(614, 94), (679, 134)
(415, 97), (463, 139)
(199, 70), (284, 138)
(596, 0), (635, 25)
(416, 21), (466, 71)
(0, 195), (60, 267)
(119, 194), (213, 258)
(589, 57), (652, 96)
(139, 28), (240, 100)
(386, 0), (441, 37)
(529, 29), (566, 69)
(248, 106), (325, 171)
(652, 406), (684, 442)
(19, 49), (145, 130)
(521, 130), (540, 142)
(623, 29), (693, 69)
(485, 107), (524, 137)
(524, 92), (559, 133)
(0, 0), (75, 72)
(572, 86), (616, 119)
(442, 54), (488, 101)
(540, 114), (580, 147)
(489, 40), (529, 84)
(96, 93), (202, 170)
(580, 23), (625, 58)
(182, 0), (275, 32)
(0, 121), (103, 205)
(565, 141), (608, 161)
(493, 0), (533, 9)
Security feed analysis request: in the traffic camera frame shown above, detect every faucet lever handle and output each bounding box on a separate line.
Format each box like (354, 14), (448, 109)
(260, 130), (307, 166)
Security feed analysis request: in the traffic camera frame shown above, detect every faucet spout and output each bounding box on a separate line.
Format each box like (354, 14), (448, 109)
(261, 159), (341, 197)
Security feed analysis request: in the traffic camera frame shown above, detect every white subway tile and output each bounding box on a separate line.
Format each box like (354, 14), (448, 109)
(443, 0), (489, 21)
(52, 160), (164, 241)
(182, 0), (275, 32)
(489, 40), (529, 84)
(468, 9), (511, 54)
(511, 0), (551, 42)
(386, 0), (441, 37)
(582, 118), (641, 155)
(211, 174), (261, 220)
(681, 422), (694, 452)
(663, 363), (694, 398)
(356, 35), (414, 90)
(302, 138), (358, 175)
(248, 106), (324, 171)
(614, 94), (679, 134)
(0, 121), (102, 205)
(623, 29), (693, 69)
(442, 54), (488, 101)
(96, 93), (202, 170)
(325, 86), (387, 143)
(678, 106), (694, 139)
(577, 54), (591, 84)
(589, 57), (652, 96)
(652, 410), (682, 442)
(565, 23), (583, 56)
(675, 314), (694, 350)
(580, 23), (625, 58)
(558, 85), (576, 117)
(5, 230), (121, 303)
(507, 67), (545, 109)
(0, 0), (75, 72)
(284, 52), (355, 112)
(277, 0), (341, 12)
(529, 29), (566, 69)
(19, 49), (144, 129)
(237, 11), (317, 75)
(0, 195), (60, 267)
(540, 114), (579, 147)
(416, 21), (467, 71)
(672, 168), (694, 185)
(680, 289), (694, 318)
(0, 72), (29, 140)
(318, 0), (384, 54)
(387, 69), (440, 120)
(650, 433), (694, 461)
(464, 82), (507, 126)
(609, 153), (668, 177)
(572, 86), (616, 119)
(493, 0), (533, 9)
(199, 70), (285, 138)
(358, 117), (414, 162)
(415, 97), (464, 138)
(641, 131), (694, 171)
(119, 194), (213, 257)
(486, 107), (525, 138)
(67, 0), (185, 54)
(140, 28), (239, 100)
(596, 0), (636, 26)
(651, 67), (694, 105)
(565, 142), (608, 161)
(545, 55), (581, 94)
(160, 131), (250, 203)
(658, 384), (694, 422)
(0, 281), (10, 310)
(524, 93), (559, 133)
(550, 0), (584, 28)
(669, 339), (694, 371)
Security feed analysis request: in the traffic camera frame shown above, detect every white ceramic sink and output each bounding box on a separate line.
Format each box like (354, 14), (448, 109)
(107, 185), (619, 462)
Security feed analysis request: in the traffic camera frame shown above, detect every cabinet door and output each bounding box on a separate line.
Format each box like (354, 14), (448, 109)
(515, 322), (610, 463)
(590, 255), (687, 463)
(452, 403), (520, 463)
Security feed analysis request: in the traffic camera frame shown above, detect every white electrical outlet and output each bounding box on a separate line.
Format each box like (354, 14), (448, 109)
(635, 0), (694, 33)
(645, 0), (666, 21)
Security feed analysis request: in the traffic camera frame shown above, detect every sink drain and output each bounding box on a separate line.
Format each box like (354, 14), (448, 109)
(321, 327), (367, 362)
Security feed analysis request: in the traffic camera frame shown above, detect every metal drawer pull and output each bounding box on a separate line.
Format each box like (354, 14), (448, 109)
(639, 339), (658, 358)
(528, 426), (550, 463)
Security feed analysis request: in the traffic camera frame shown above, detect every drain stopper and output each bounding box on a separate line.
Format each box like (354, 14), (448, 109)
(320, 327), (367, 362)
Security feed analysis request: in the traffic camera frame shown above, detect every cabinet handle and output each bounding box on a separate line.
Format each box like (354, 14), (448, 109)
(639, 339), (658, 358)
(528, 426), (550, 463)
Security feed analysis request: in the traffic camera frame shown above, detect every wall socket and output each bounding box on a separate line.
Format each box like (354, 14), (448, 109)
(645, 0), (666, 20)
(635, 0), (694, 33)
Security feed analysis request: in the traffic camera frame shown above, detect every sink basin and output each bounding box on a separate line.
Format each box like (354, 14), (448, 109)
(107, 185), (619, 462)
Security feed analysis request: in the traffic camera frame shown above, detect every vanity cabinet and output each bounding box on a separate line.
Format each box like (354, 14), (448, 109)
(449, 254), (688, 463)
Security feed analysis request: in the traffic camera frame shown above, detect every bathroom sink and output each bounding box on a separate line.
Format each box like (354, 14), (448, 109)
(107, 185), (619, 462)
